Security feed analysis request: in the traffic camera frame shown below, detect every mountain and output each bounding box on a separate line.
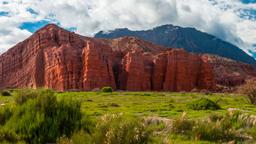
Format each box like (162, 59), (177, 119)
(0, 24), (215, 92)
(202, 54), (256, 91)
(95, 24), (256, 65)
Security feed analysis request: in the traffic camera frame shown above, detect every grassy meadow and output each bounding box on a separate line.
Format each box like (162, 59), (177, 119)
(1, 89), (256, 143)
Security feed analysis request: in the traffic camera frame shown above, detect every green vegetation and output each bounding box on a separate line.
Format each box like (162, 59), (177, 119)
(0, 89), (256, 143)
(101, 87), (113, 92)
(238, 79), (256, 104)
(187, 98), (221, 110)
(1, 90), (11, 96)
(0, 89), (84, 143)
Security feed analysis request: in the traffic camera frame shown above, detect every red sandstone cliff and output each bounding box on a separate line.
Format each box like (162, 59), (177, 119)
(0, 24), (215, 91)
(202, 55), (256, 90)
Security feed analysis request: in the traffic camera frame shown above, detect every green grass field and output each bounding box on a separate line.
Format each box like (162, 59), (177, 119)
(55, 92), (253, 118)
(1, 90), (256, 143)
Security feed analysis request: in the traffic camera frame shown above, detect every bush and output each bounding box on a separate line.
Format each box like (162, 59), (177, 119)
(0, 128), (25, 143)
(71, 130), (92, 144)
(92, 114), (151, 144)
(170, 113), (239, 142)
(101, 87), (113, 93)
(238, 80), (256, 104)
(187, 98), (221, 110)
(14, 89), (41, 105)
(1, 90), (11, 96)
(171, 113), (194, 135)
(5, 89), (84, 144)
(192, 120), (236, 142)
(249, 126), (256, 140)
(0, 108), (12, 125)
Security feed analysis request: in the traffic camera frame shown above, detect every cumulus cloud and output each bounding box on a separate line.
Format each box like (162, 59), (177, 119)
(0, 0), (255, 58)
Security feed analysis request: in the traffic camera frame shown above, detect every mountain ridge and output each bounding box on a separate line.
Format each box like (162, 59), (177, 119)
(95, 24), (256, 65)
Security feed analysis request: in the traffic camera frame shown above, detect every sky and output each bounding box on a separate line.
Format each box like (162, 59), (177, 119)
(0, 0), (256, 58)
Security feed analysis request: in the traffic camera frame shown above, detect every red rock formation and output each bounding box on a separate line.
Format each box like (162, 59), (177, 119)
(0, 24), (216, 91)
(82, 41), (116, 90)
(203, 55), (256, 88)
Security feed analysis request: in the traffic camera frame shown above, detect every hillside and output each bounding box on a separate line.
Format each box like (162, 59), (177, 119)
(95, 24), (256, 65)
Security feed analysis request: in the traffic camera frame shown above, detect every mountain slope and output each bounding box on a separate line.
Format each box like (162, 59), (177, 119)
(95, 24), (256, 65)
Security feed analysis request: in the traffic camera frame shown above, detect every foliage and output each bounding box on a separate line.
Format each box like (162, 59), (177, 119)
(192, 119), (236, 142)
(171, 112), (248, 142)
(1, 90), (11, 96)
(92, 114), (151, 144)
(101, 87), (113, 93)
(0, 107), (12, 125)
(187, 98), (220, 110)
(0, 90), (256, 143)
(14, 89), (41, 105)
(4, 89), (83, 144)
(71, 130), (92, 144)
(238, 79), (256, 104)
(0, 128), (20, 143)
(171, 113), (194, 135)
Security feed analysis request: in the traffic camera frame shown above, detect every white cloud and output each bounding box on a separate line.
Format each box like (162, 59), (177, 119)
(0, 0), (255, 57)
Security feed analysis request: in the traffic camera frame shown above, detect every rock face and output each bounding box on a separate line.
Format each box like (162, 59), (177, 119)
(0, 24), (215, 91)
(203, 55), (256, 88)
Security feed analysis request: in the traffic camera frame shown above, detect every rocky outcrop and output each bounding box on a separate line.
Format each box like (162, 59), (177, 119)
(82, 41), (116, 91)
(203, 55), (256, 88)
(0, 24), (215, 91)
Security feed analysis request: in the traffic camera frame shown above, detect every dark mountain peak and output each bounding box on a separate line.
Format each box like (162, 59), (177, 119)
(95, 24), (256, 65)
(153, 24), (180, 31)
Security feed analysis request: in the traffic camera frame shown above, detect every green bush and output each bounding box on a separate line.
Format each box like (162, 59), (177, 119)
(249, 126), (256, 140)
(56, 136), (73, 144)
(238, 80), (256, 104)
(192, 120), (236, 142)
(5, 89), (84, 144)
(14, 89), (41, 105)
(1, 90), (11, 96)
(171, 113), (194, 135)
(0, 108), (12, 125)
(71, 130), (92, 144)
(101, 87), (113, 93)
(92, 114), (151, 144)
(0, 128), (22, 143)
(57, 114), (152, 144)
(170, 113), (242, 142)
(187, 98), (221, 110)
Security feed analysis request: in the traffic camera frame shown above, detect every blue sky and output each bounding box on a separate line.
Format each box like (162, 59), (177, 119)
(241, 0), (256, 4)
(19, 20), (77, 33)
(0, 0), (256, 59)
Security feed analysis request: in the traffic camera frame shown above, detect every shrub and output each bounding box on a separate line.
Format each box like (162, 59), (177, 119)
(71, 130), (92, 144)
(238, 80), (256, 104)
(56, 136), (73, 144)
(170, 113), (238, 142)
(0, 128), (21, 143)
(0, 108), (12, 125)
(192, 120), (236, 142)
(1, 90), (11, 96)
(92, 114), (151, 144)
(187, 98), (221, 110)
(171, 113), (194, 135)
(249, 126), (256, 140)
(101, 87), (113, 93)
(5, 89), (84, 144)
(14, 89), (41, 105)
